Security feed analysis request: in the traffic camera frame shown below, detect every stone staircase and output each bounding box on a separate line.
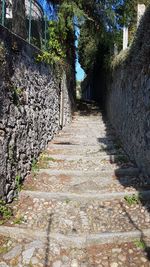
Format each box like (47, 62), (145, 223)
(0, 103), (150, 266)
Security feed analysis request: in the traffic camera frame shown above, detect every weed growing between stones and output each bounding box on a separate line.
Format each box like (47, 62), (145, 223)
(0, 42), (6, 67)
(31, 159), (39, 173)
(0, 200), (13, 224)
(15, 175), (22, 192)
(124, 194), (142, 206)
(47, 157), (56, 161)
(12, 86), (22, 106)
(134, 239), (146, 249)
(13, 216), (24, 225)
(65, 199), (71, 204)
(0, 236), (11, 256)
(0, 246), (9, 255)
(40, 153), (56, 162)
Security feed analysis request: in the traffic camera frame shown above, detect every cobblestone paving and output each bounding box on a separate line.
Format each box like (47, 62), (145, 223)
(5, 195), (150, 235)
(1, 103), (150, 266)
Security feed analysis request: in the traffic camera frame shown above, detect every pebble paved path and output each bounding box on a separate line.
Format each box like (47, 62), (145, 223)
(1, 103), (150, 266)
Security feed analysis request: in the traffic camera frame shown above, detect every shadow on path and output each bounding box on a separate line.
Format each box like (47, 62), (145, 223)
(44, 213), (53, 267)
(77, 100), (150, 261)
(99, 107), (150, 261)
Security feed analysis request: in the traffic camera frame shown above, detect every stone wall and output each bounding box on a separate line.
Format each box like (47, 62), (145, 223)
(106, 7), (150, 175)
(0, 26), (73, 202)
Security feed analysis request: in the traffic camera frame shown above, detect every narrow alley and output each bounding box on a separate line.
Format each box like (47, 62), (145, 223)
(0, 103), (150, 266)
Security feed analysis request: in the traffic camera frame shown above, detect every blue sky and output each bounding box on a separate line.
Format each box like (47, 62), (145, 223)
(38, 0), (85, 81)
(75, 26), (85, 81)
(76, 61), (85, 81)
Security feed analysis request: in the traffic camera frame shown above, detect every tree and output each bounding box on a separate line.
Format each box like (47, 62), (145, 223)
(116, 0), (150, 42)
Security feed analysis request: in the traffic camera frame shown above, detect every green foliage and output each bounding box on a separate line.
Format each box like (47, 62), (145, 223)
(0, 246), (9, 255)
(15, 87), (22, 96)
(78, 0), (150, 75)
(43, 0), (105, 68)
(124, 194), (141, 206)
(78, 0), (124, 73)
(39, 152), (56, 162)
(78, 20), (101, 73)
(15, 175), (22, 192)
(37, 20), (67, 65)
(31, 159), (39, 173)
(111, 49), (130, 70)
(134, 239), (146, 249)
(38, 1), (85, 65)
(0, 200), (12, 223)
(65, 199), (71, 204)
(0, 42), (6, 67)
(45, 0), (150, 82)
(116, 0), (149, 26)
(12, 86), (22, 106)
(13, 216), (24, 225)
(116, 0), (150, 42)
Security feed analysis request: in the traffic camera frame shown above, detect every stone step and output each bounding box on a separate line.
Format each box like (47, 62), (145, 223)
(53, 137), (114, 145)
(0, 227), (149, 266)
(46, 145), (118, 156)
(49, 143), (114, 149)
(37, 158), (116, 172)
(0, 105), (149, 266)
(40, 153), (129, 162)
(6, 190), (150, 237)
(34, 159), (139, 175)
(23, 169), (146, 194)
(36, 167), (139, 177)
(21, 189), (150, 201)
(0, 225), (150, 246)
(37, 151), (134, 171)
(46, 147), (121, 156)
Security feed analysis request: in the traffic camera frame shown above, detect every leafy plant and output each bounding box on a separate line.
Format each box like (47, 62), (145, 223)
(65, 199), (70, 204)
(134, 239), (146, 249)
(15, 175), (22, 192)
(12, 86), (22, 106)
(13, 216), (24, 225)
(124, 194), (140, 205)
(31, 159), (39, 173)
(0, 246), (9, 254)
(39, 153), (56, 162)
(0, 200), (13, 223)
(36, 19), (67, 65)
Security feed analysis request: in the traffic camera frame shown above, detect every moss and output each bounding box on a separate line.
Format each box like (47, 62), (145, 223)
(12, 86), (23, 106)
(8, 144), (15, 163)
(0, 42), (6, 71)
(111, 48), (130, 70)
(0, 42), (5, 59)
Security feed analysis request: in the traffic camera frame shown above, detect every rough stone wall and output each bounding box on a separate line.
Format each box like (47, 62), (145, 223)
(0, 26), (72, 202)
(106, 7), (150, 175)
